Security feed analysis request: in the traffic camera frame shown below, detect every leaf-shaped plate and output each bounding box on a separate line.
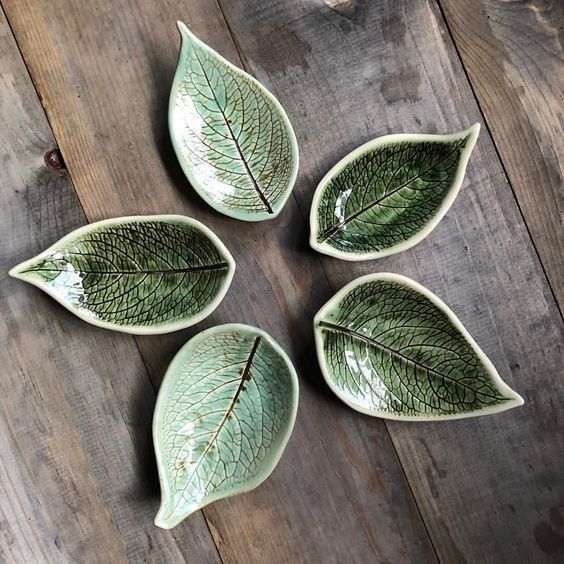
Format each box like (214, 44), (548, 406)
(314, 273), (523, 420)
(169, 22), (299, 221)
(153, 324), (298, 528)
(310, 125), (480, 260)
(9, 215), (235, 334)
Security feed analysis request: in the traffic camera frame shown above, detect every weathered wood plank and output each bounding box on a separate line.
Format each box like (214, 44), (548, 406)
(438, 0), (564, 312)
(213, 0), (564, 561)
(0, 11), (220, 563)
(1, 0), (437, 561)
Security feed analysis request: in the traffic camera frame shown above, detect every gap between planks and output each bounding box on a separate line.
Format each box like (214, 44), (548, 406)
(434, 0), (563, 319)
(212, 0), (442, 559)
(0, 2), (226, 561)
(213, 0), (563, 560)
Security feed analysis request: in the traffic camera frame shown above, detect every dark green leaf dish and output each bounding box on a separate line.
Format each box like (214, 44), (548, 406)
(169, 22), (299, 222)
(153, 324), (299, 528)
(9, 215), (235, 334)
(314, 273), (523, 420)
(310, 125), (480, 260)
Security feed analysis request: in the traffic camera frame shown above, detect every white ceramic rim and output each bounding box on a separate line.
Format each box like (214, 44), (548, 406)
(313, 272), (524, 421)
(309, 124), (481, 260)
(153, 323), (299, 528)
(169, 22), (300, 222)
(9, 215), (236, 335)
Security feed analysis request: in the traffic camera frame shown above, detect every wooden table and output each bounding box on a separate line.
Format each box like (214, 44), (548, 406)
(1, 1), (562, 562)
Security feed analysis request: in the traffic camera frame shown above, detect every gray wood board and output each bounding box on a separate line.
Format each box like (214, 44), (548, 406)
(214, 0), (564, 561)
(0, 10), (220, 563)
(439, 0), (564, 312)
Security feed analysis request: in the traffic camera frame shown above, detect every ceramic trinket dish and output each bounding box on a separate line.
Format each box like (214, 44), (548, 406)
(314, 273), (523, 420)
(9, 215), (235, 334)
(153, 324), (299, 528)
(310, 125), (480, 260)
(169, 22), (299, 221)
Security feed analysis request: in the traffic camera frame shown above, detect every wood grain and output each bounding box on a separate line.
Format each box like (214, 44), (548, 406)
(438, 0), (564, 311)
(2, 0), (563, 561)
(1, 0), (436, 562)
(0, 10), (220, 563)
(213, 0), (564, 561)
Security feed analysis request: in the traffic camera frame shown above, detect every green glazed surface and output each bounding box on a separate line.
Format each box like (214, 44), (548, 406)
(9, 215), (235, 334)
(310, 125), (480, 260)
(314, 273), (523, 420)
(153, 324), (299, 528)
(169, 22), (299, 221)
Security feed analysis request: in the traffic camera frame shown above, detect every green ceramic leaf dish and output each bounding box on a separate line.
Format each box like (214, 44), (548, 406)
(9, 215), (235, 335)
(314, 273), (523, 420)
(310, 125), (480, 260)
(153, 324), (299, 528)
(169, 22), (299, 222)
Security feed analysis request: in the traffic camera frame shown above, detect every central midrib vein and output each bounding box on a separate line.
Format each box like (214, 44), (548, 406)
(318, 141), (464, 242)
(195, 52), (273, 214)
(166, 336), (262, 518)
(27, 262), (230, 275)
(318, 320), (503, 399)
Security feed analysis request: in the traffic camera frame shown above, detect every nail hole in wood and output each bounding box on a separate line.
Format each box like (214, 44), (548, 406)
(44, 148), (66, 170)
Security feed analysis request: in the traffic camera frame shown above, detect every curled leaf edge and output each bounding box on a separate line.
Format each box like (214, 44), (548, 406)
(313, 272), (524, 421)
(153, 323), (299, 529)
(309, 124), (480, 261)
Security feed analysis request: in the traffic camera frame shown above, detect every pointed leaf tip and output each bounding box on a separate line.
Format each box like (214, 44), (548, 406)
(176, 20), (189, 37)
(468, 122), (481, 137)
(460, 122), (480, 148)
(8, 264), (22, 279)
(154, 509), (175, 530)
(9, 257), (40, 281)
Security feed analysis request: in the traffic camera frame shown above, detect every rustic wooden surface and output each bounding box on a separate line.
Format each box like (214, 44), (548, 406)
(1, 0), (562, 562)
(438, 0), (564, 312)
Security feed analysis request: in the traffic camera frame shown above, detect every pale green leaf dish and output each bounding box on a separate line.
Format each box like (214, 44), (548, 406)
(169, 22), (299, 221)
(310, 125), (480, 260)
(153, 324), (299, 528)
(314, 273), (523, 420)
(9, 215), (235, 335)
